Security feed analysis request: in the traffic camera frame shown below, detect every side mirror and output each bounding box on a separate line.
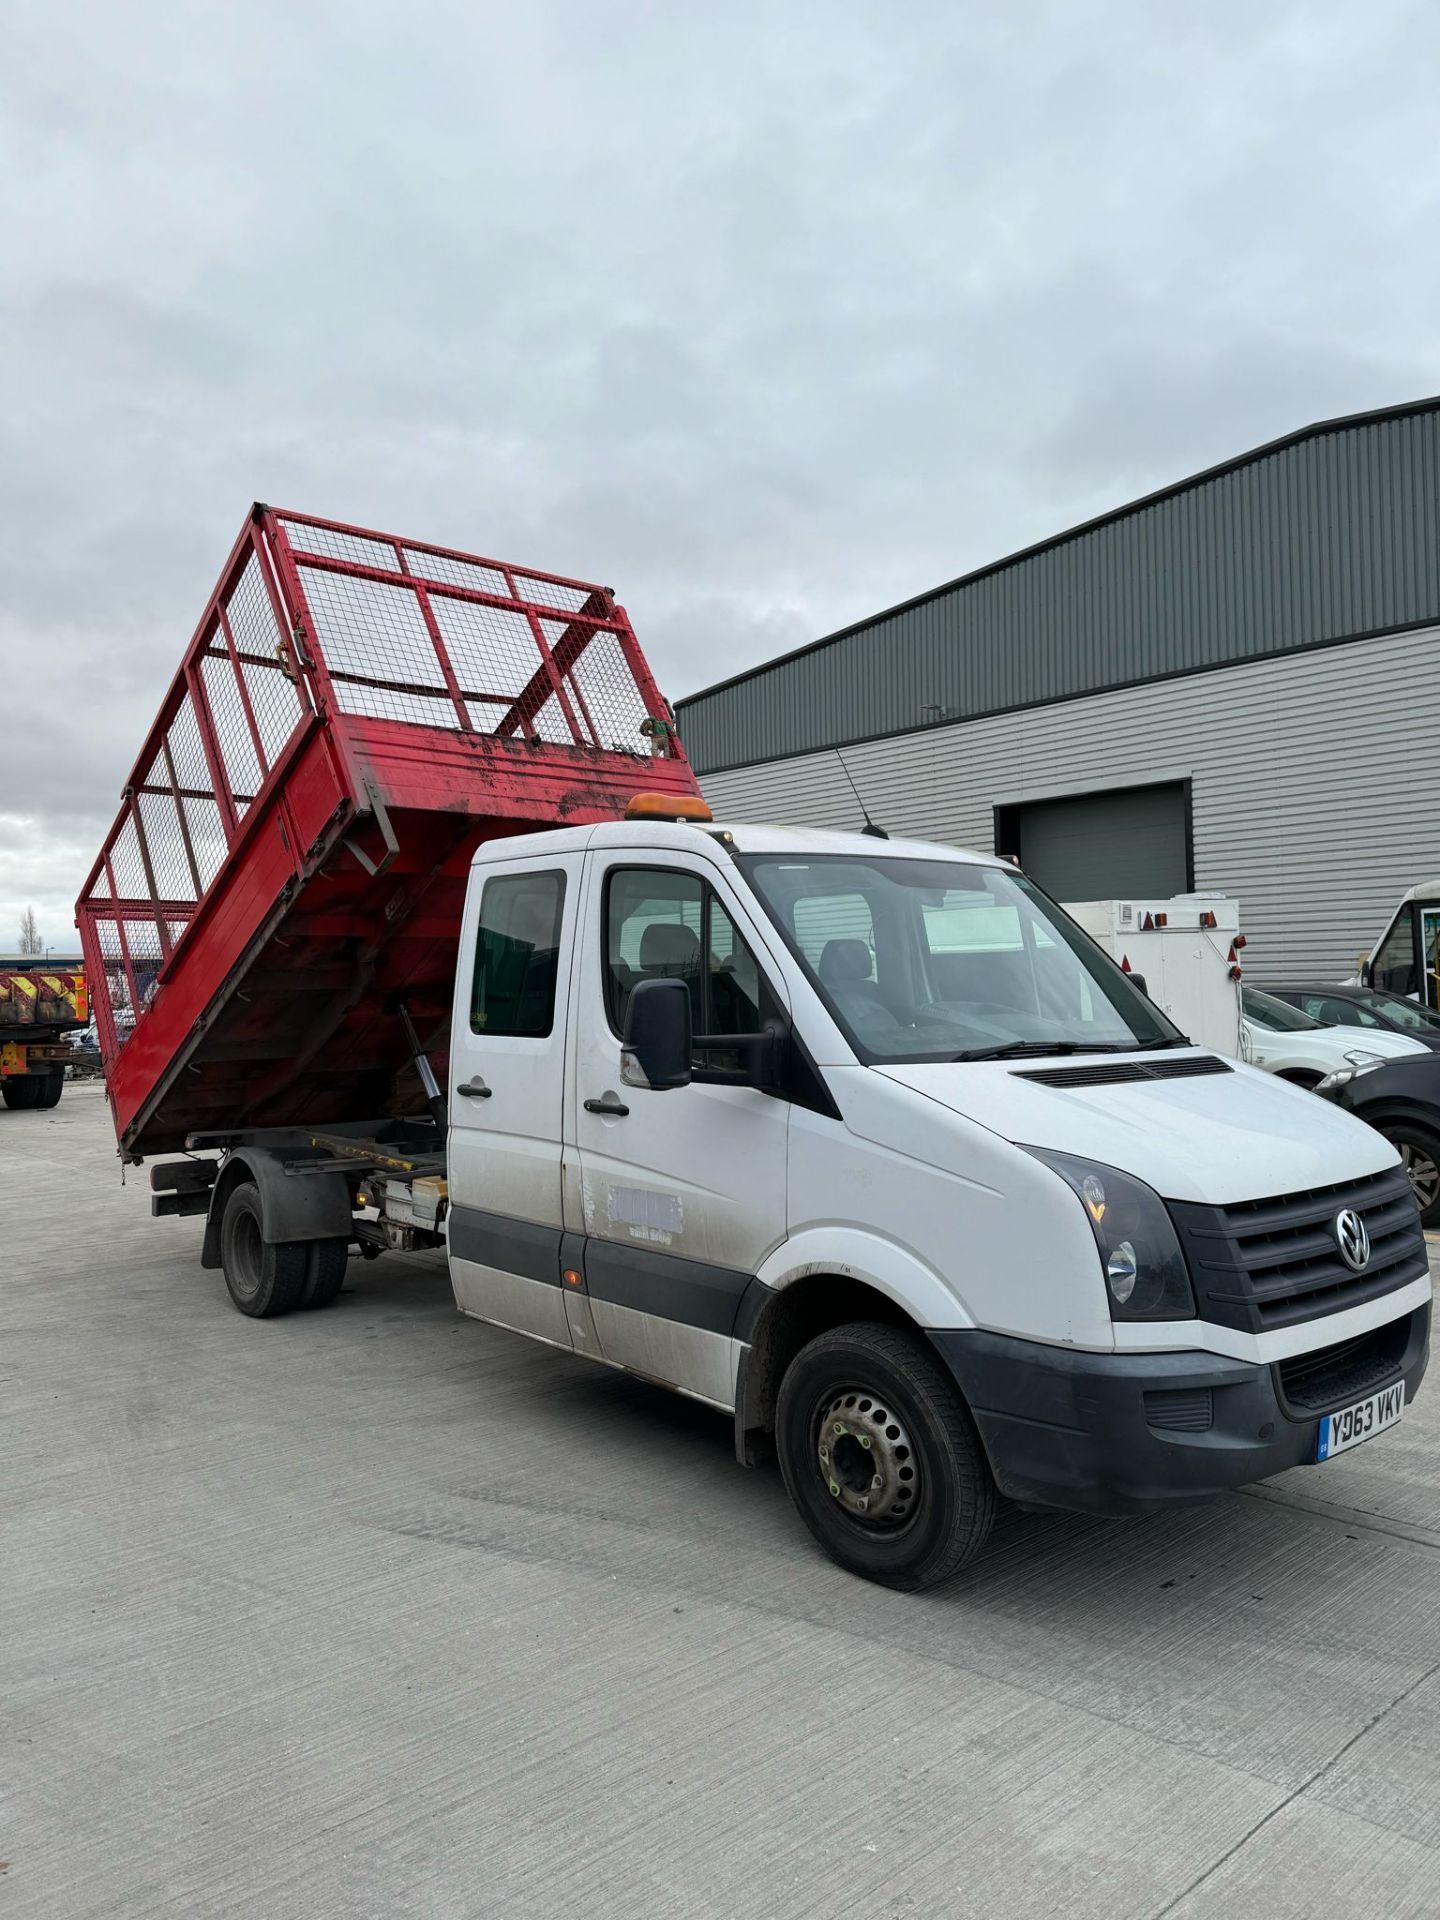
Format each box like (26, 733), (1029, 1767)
(621, 977), (692, 1091)
(1127, 971), (1148, 997)
(1361, 959), (1375, 989)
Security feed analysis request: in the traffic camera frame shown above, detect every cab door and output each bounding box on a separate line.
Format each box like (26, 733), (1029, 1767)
(447, 851), (583, 1349)
(570, 850), (791, 1407)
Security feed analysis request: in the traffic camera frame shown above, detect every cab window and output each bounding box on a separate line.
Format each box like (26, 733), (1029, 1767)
(470, 870), (566, 1037)
(604, 868), (765, 1052)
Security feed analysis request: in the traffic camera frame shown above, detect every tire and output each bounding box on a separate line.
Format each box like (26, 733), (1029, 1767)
(2, 1074), (53, 1110)
(32, 1071), (63, 1109)
(297, 1238), (349, 1310)
(775, 1321), (997, 1591)
(1377, 1119), (1440, 1228)
(218, 1181), (308, 1318)
(1276, 1069), (1323, 1090)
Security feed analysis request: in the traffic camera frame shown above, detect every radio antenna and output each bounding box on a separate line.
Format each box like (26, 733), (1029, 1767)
(834, 749), (889, 839)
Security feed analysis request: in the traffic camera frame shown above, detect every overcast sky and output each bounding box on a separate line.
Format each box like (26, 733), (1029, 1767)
(3, 0), (1438, 949)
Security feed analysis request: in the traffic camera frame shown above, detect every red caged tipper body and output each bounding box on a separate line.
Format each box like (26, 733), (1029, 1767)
(76, 505), (700, 1161)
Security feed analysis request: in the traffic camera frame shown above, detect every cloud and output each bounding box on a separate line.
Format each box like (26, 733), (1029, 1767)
(3, 0), (1439, 942)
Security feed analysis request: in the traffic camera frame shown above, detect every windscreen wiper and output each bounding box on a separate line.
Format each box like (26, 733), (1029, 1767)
(953, 1036), (1195, 1061)
(952, 1040), (1118, 1061)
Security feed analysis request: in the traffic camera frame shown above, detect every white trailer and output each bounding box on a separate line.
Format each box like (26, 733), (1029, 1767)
(1063, 895), (1244, 1057)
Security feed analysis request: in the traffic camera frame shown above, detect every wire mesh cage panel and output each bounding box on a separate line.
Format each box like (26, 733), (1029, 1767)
(274, 512), (670, 756)
(77, 516), (309, 1067)
(76, 506), (689, 1079)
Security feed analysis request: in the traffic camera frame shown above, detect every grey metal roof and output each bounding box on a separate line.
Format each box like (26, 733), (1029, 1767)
(674, 398), (1440, 775)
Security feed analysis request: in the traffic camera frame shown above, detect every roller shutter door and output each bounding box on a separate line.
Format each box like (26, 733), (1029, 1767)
(1016, 784), (1188, 900)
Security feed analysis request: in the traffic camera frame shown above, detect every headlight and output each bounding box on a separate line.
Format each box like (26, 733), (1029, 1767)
(1343, 1049), (1383, 1067)
(1024, 1148), (1196, 1321)
(1317, 1059), (1385, 1092)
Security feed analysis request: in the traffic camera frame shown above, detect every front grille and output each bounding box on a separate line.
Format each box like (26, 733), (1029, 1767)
(1170, 1165), (1425, 1332)
(1275, 1313), (1415, 1412)
(1016, 1055), (1233, 1089)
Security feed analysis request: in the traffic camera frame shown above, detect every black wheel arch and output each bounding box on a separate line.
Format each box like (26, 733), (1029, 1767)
(1351, 1100), (1440, 1136)
(1344, 1102), (1440, 1174)
(201, 1147), (355, 1269)
(732, 1272), (918, 1466)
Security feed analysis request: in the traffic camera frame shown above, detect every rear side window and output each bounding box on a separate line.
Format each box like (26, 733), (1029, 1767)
(470, 870), (566, 1037)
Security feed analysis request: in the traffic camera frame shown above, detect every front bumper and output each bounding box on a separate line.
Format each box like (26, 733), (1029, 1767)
(931, 1299), (1430, 1517)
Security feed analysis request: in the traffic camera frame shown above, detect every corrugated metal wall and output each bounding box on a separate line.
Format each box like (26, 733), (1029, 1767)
(676, 405), (1440, 774)
(697, 625), (1440, 985)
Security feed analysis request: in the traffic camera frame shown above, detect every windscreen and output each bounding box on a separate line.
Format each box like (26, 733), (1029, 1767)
(1371, 990), (1440, 1035)
(741, 853), (1182, 1063)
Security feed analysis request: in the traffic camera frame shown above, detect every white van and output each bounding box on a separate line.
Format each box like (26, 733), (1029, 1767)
(437, 810), (1431, 1586)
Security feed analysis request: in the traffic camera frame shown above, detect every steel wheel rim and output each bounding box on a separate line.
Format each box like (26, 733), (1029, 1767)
(813, 1385), (921, 1532)
(1399, 1142), (1440, 1209)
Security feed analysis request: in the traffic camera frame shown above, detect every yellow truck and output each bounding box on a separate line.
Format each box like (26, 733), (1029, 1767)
(0, 967), (88, 1109)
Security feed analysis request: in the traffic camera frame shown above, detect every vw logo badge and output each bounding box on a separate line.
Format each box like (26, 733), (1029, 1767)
(1334, 1207), (1370, 1272)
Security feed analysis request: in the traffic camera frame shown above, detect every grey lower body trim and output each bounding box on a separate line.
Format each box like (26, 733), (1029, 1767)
(583, 1238), (752, 1337)
(445, 1205), (752, 1403)
(449, 1206), (564, 1284)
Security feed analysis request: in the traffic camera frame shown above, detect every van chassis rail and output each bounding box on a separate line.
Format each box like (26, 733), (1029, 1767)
(150, 1118), (448, 1256)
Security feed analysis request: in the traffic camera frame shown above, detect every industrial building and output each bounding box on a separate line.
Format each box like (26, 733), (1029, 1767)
(675, 398), (1440, 981)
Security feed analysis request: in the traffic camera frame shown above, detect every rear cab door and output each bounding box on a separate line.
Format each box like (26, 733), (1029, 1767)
(447, 846), (586, 1349)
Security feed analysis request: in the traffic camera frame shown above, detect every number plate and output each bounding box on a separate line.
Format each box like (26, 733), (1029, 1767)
(1316, 1381), (1406, 1461)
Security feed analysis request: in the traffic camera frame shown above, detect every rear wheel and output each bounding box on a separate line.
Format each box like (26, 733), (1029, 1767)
(775, 1321), (996, 1590)
(1379, 1120), (1440, 1228)
(3, 1075), (44, 1110)
(31, 1070), (63, 1109)
(297, 1238), (349, 1310)
(219, 1181), (308, 1318)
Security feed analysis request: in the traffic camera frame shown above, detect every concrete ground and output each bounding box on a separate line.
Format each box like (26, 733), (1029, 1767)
(3, 1083), (1439, 1919)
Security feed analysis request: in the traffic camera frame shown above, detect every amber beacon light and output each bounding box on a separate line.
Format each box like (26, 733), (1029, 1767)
(625, 792), (714, 822)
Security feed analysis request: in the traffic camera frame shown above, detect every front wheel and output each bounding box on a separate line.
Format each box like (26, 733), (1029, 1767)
(775, 1321), (996, 1590)
(1379, 1120), (1440, 1228)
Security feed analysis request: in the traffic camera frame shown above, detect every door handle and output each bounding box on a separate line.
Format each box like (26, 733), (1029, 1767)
(584, 1094), (629, 1117)
(456, 1077), (492, 1099)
